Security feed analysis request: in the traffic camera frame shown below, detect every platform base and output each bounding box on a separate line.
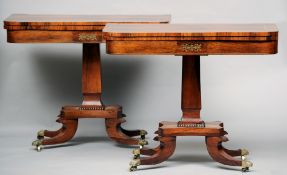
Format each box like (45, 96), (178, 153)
(129, 121), (252, 172)
(32, 105), (147, 151)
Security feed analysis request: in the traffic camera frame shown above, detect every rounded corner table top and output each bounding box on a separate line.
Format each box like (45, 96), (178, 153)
(4, 14), (171, 29)
(3, 14), (171, 43)
(103, 23), (278, 38)
(103, 23), (278, 55)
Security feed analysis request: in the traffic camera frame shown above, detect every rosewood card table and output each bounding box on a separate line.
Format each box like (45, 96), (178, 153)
(103, 23), (278, 171)
(4, 14), (170, 151)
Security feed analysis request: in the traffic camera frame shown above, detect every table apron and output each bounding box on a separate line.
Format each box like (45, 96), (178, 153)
(106, 40), (277, 55)
(7, 30), (104, 43)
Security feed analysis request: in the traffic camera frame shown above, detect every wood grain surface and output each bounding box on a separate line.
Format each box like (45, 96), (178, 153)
(104, 24), (278, 55)
(103, 23), (278, 38)
(106, 40), (278, 55)
(4, 14), (171, 43)
(4, 14), (171, 29)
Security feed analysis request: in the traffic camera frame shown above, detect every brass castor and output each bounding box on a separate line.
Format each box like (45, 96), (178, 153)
(138, 139), (148, 147)
(138, 130), (148, 151)
(129, 149), (141, 171)
(241, 149), (252, 172)
(242, 167), (249, 172)
(241, 159), (253, 172)
(32, 140), (43, 152)
(129, 159), (140, 171)
(132, 149), (141, 158)
(37, 130), (45, 140)
(140, 130), (148, 140)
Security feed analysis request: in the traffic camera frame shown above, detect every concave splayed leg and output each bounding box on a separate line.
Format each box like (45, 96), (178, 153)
(205, 136), (253, 172)
(105, 116), (147, 145)
(32, 117), (78, 151)
(129, 136), (176, 171)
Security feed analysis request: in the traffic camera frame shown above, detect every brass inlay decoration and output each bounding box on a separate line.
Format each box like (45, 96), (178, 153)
(79, 106), (105, 110)
(177, 123), (205, 128)
(182, 43), (202, 52)
(78, 33), (97, 41)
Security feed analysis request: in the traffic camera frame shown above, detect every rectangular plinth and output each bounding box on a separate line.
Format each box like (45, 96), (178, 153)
(158, 121), (226, 137)
(61, 105), (122, 119)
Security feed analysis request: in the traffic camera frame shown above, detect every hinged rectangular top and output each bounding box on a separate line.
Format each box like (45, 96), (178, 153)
(4, 14), (171, 30)
(104, 23), (278, 55)
(103, 24), (278, 40)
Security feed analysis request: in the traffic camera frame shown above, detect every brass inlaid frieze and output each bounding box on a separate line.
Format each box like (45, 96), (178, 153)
(78, 33), (98, 41)
(181, 43), (202, 52)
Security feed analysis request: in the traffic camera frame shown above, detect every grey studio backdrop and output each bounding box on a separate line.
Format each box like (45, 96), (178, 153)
(0, 0), (286, 175)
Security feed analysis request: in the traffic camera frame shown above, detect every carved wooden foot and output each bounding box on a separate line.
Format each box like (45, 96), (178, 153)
(206, 136), (253, 171)
(129, 136), (176, 171)
(36, 117), (64, 139)
(105, 116), (147, 145)
(32, 117), (78, 151)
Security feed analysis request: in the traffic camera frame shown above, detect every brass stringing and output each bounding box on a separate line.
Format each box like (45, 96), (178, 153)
(78, 33), (97, 41)
(182, 43), (202, 52)
(79, 106), (105, 110)
(177, 123), (205, 128)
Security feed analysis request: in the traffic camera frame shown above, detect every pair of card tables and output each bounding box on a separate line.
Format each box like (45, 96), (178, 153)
(4, 14), (278, 172)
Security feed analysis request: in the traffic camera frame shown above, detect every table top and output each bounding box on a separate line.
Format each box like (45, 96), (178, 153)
(4, 14), (171, 29)
(104, 24), (278, 39)
(3, 14), (170, 43)
(104, 24), (278, 55)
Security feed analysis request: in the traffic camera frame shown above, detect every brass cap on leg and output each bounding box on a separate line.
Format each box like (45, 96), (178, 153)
(37, 130), (45, 140)
(140, 130), (147, 136)
(132, 149), (140, 156)
(241, 149), (249, 156)
(37, 130), (45, 137)
(138, 139), (148, 147)
(140, 130), (148, 140)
